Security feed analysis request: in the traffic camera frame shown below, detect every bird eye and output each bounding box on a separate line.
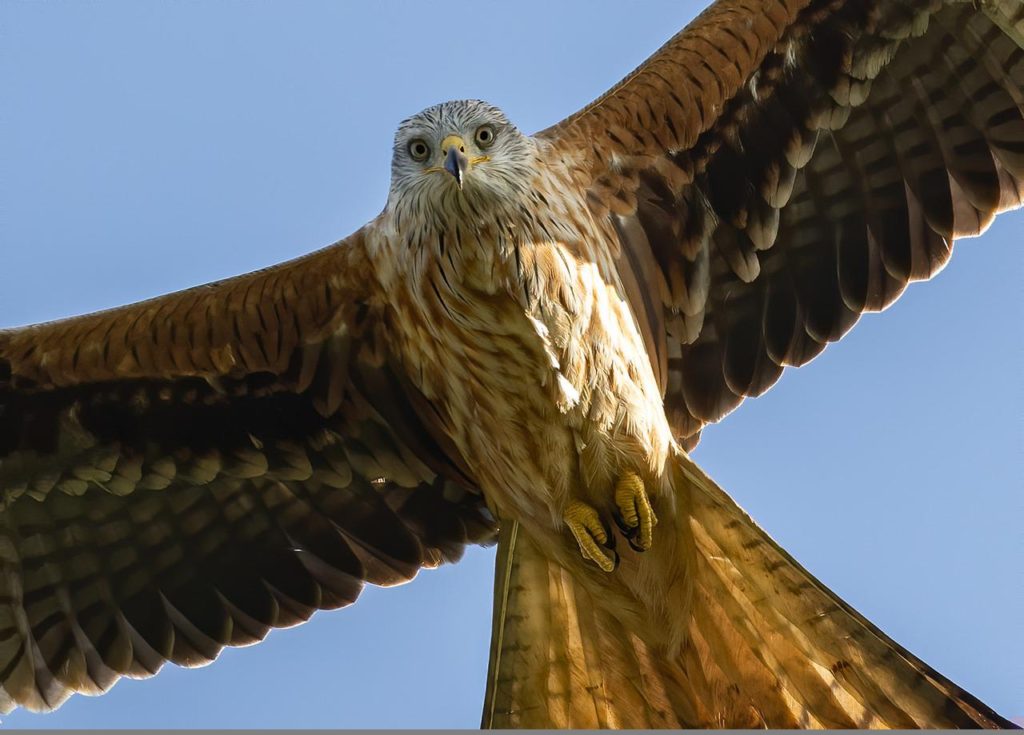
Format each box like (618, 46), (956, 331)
(474, 125), (496, 148)
(408, 139), (430, 162)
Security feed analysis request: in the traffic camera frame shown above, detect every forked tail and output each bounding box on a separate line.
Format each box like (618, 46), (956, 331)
(481, 454), (1013, 728)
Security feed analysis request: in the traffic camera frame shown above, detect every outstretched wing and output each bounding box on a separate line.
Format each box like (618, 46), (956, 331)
(541, 0), (1023, 447)
(0, 227), (495, 712)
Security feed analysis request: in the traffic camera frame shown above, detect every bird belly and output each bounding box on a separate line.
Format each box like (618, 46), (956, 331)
(381, 227), (692, 646)
(393, 269), (580, 525)
(386, 233), (674, 533)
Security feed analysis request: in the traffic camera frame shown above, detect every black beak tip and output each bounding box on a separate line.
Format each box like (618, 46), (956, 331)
(444, 146), (468, 189)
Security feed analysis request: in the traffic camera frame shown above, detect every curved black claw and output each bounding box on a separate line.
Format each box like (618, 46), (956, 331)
(612, 512), (647, 552)
(626, 534), (647, 553)
(613, 511), (639, 540)
(601, 520), (617, 550)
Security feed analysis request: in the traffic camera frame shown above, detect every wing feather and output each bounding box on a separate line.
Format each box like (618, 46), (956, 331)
(542, 0), (1024, 445)
(0, 227), (496, 713)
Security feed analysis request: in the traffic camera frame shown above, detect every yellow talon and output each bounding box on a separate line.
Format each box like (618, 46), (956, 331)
(564, 500), (616, 572)
(615, 471), (657, 551)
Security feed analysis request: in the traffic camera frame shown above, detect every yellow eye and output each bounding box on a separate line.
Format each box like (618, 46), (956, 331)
(474, 125), (496, 148)
(408, 139), (430, 162)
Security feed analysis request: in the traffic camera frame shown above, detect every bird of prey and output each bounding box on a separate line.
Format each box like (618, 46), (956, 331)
(0, 0), (1020, 728)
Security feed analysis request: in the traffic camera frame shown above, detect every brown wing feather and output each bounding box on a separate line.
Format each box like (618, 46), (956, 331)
(0, 229), (375, 388)
(542, 0), (1024, 446)
(0, 228), (496, 713)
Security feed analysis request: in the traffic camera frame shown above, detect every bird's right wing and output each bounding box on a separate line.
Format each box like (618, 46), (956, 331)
(540, 0), (1023, 448)
(0, 226), (496, 713)
(481, 456), (1015, 729)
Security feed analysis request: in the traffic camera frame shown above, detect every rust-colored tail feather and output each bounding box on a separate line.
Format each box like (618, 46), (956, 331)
(482, 455), (1014, 729)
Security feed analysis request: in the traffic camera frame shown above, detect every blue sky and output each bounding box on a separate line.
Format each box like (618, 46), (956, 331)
(1, 1), (1020, 728)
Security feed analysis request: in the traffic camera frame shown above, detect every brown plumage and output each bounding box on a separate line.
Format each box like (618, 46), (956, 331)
(1, 0), (1020, 727)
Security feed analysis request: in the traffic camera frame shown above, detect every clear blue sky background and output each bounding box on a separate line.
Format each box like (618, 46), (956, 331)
(1, 1), (1020, 728)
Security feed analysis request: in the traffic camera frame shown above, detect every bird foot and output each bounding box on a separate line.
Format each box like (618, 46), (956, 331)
(564, 500), (618, 572)
(613, 471), (657, 552)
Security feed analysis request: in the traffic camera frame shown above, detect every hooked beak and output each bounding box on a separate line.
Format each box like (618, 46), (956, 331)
(441, 135), (470, 189)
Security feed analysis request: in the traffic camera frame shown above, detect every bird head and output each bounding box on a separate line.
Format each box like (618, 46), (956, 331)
(388, 100), (537, 223)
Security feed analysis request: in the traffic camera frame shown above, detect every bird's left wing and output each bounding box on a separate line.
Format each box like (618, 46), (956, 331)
(0, 227), (495, 712)
(540, 0), (1023, 447)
